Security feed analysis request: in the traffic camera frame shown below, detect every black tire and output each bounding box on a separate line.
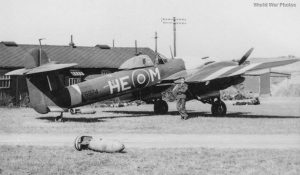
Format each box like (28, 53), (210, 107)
(154, 100), (169, 114)
(211, 100), (227, 116)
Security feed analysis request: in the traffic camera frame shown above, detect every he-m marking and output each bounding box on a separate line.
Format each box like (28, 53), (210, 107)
(108, 68), (161, 94)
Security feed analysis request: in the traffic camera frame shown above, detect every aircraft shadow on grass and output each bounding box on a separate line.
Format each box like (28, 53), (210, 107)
(36, 110), (299, 123)
(36, 112), (161, 122)
(104, 110), (300, 119)
(36, 116), (106, 123)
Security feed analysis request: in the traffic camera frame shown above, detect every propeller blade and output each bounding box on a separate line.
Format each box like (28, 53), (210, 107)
(239, 48), (254, 65)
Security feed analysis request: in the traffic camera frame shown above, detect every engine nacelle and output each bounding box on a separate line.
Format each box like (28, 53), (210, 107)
(231, 76), (245, 86)
(197, 91), (220, 100)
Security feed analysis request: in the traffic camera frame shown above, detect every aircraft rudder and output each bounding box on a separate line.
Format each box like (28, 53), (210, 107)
(26, 76), (49, 114)
(25, 72), (72, 114)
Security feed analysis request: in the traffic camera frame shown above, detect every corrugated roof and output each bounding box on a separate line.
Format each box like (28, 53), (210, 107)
(0, 43), (156, 69)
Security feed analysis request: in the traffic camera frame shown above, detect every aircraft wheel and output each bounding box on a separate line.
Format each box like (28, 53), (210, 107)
(154, 100), (168, 114)
(74, 136), (83, 151)
(55, 116), (63, 122)
(211, 100), (227, 116)
(70, 108), (76, 115)
(55, 112), (64, 122)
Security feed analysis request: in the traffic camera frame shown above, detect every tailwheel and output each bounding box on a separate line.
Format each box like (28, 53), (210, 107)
(154, 100), (168, 114)
(55, 112), (64, 122)
(211, 99), (227, 116)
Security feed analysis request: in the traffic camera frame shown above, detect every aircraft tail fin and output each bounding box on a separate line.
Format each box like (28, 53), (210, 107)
(6, 48), (74, 113)
(25, 72), (70, 114)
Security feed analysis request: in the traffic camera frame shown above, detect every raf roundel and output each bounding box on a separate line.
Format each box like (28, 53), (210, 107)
(137, 74), (146, 84)
(132, 69), (150, 88)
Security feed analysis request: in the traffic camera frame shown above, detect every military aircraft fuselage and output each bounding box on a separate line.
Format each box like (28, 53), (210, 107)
(58, 59), (185, 109)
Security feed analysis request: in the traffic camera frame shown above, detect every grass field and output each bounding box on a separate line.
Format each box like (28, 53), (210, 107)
(0, 97), (299, 174)
(0, 145), (299, 175)
(0, 98), (299, 134)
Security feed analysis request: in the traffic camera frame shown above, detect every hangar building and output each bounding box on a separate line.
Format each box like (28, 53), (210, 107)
(0, 41), (156, 105)
(243, 57), (299, 96)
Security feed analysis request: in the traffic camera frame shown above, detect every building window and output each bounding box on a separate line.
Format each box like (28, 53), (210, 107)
(70, 70), (85, 76)
(0, 75), (10, 89)
(68, 77), (81, 86)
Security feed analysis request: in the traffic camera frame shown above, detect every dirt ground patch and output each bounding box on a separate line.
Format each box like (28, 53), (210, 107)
(0, 98), (299, 135)
(1, 134), (299, 149)
(0, 145), (299, 175)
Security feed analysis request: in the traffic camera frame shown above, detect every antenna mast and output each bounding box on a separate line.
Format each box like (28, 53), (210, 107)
(154, 31), (158, 55)
(38, 38), (46, 66)
(161, 17), (186, 57)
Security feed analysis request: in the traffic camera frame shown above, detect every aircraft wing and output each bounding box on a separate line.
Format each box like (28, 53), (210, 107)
(26, 62), (77, 75)
(163, 59), (299, 83)
(6, 62), (77, 76)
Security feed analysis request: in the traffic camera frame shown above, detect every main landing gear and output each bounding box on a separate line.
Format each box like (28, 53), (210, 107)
(211, 98), (227, 116)
(198, 95), (227, 116)
(154, 100), (168, 114)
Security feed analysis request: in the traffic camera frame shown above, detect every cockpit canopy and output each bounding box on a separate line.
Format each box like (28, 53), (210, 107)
(119, 55), (154, 69)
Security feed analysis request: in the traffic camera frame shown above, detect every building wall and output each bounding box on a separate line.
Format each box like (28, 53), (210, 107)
(0, 68), (28, 105)
(243, 75), (260, 94)
(259, 72), (271, 95)
(243, 73), (270, 96)
(243, 73), (291, 96)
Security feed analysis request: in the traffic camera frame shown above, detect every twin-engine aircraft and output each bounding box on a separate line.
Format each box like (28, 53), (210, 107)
(7, 48), (298, 120)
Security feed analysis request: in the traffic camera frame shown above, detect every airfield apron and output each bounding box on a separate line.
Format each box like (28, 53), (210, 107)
(173, 83), (188, 119)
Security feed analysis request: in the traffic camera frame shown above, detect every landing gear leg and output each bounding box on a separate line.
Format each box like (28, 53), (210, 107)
(154, 100), (168, 114)
(211, 98), (227, 116)
(55, 112), (64, 122)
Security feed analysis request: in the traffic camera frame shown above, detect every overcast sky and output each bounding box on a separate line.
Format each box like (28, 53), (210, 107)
(0, 0), (299, 65)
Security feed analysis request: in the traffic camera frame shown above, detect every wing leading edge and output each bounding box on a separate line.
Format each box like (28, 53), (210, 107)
(163, 58), (299, 83)
(6, 62), (77, 76)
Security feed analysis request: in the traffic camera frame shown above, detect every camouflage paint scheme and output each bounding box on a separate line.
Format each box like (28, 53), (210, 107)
(20, 49), (184, 114)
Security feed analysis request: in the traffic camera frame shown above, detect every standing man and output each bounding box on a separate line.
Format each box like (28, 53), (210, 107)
(172, 77), (189, 120)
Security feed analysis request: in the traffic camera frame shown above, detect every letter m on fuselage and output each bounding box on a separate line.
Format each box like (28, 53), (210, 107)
(149, 67), (161, 82)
